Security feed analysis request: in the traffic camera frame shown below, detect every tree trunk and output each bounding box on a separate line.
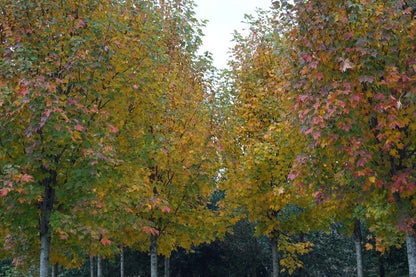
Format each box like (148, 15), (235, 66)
(39, 233), (51, 277)
(164, 256), (170, 277)
(150, 234), (158, 277)
(97, 255), (103, 277)
(51, 263), (58, 277)
(90, 257), (94, 277)
(39, 175), (55, 277)
(121, 247), (125, 277)
(406, 232), (416, 277)
(353, 219), (363, 277)
(271, 237), (279, 277)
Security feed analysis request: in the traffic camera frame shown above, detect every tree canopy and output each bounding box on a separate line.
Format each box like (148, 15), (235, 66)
(1, 0), (416, 276)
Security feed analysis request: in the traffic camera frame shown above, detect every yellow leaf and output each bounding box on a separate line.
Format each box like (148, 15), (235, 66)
(365, 243), (373, 251)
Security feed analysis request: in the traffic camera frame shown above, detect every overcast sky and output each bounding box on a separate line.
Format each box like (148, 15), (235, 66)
(194, 0), (273, 69)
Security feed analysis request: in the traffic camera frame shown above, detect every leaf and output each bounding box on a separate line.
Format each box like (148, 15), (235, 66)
(109, 124), (117, 133)
(340, 58), (354, 72)
(101, 238), (112, 246)
(0, 188), (9, 197)
(161, 206), (171, 213)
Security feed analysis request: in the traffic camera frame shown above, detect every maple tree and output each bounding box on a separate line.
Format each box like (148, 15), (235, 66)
(89, 1), (222, 276)
(0, 0), (189, 275)
(0, 1), (115, 275)
(218, 8), (333, 276)
(276, 0), (416, 275)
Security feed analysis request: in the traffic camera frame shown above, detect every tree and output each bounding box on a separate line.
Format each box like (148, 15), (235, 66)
(0, 0), (173, 275)
(278, 0), (416, 275)
(219, 8), (329, 275)
(99, 1), (222, 276)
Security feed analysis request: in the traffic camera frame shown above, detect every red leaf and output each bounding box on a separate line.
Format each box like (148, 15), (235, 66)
(109, 124), (117, 133)
(357, 158), (367, 167)
(287, 172), (298, 180)
(20, 174), (34, 183)
(44, 110), (52, 118)
(76, 19), (86, 29)
(19, 89), (29, 97)
(305, 127), (313, 135)
(161, 206), (171, 213)
(144, 227), (160, 236)
(350, 94), (361, 103)
(302, 54), (312, 62)
(101, 238), (112, 246)
(0, 188), (9, 197)
(375, 93), (385, 100)
(315, 72), (324, 80)
(299, 95), (308, 102)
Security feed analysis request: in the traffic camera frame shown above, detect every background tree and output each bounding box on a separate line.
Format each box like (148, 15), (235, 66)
(219, 8), (330, 275)
(100, 1), (222, 276)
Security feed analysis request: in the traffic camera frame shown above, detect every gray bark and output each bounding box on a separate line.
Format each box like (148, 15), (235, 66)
(90, 257), (94, 277)
(97, 255), (103, 277)
(51, 263), (58, 277)
(353, 219), (363, 277)
(39, 233), (51, 277)
(164, 256), (170, 277)
(39, 174), (55, 277)
(271, 237), (279, 277)
(151, 234), (158, 277)
(354, 241), (363, 277)
(121, 247), (125, 277)
(406, 233), (416, 277)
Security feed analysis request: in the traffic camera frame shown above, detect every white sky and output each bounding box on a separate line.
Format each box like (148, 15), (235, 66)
(194, 0), (273, 69)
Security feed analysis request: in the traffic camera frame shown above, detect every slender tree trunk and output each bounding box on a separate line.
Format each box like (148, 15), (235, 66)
(39, 233), (51, 277)
(97, 255), (103, 277)
(406, 232), (416, 277)
(90, 256), (94, 277)
(51, 263), (58, 277)
(353, 219), (363, 277)
(164, 256), (170, 277)
(121, 247), (125, 277)
(271, 237), (279, 277)
(39, 175), (55, 277)
(150, 234), (158, 277)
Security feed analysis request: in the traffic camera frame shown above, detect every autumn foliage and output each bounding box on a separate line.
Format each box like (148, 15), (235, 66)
(1, 0), (416, 276)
